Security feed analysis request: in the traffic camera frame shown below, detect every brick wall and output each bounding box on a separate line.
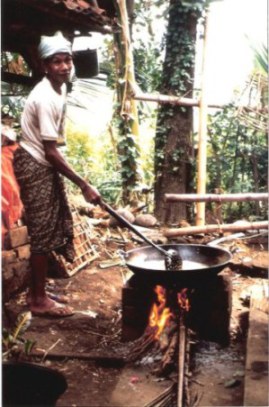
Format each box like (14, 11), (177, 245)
(2, 205), (96, 301)
(2, 225), (31, 302)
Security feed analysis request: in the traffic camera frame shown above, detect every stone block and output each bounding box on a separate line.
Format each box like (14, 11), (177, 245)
(2, 263), (16, 281)
(2, 250), (17, 266)
(8, 226), (29, 248)
(16, 244), (31, 260)
(14, 260), (30, 277)
(2, 260), (30, 302)
(3, 260), (30, 280)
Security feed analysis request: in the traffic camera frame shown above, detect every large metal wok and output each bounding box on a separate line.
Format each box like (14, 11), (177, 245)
(122, 244), (231, 281)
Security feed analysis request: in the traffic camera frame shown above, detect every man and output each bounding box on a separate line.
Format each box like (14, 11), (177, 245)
(13, 32), (101, 317)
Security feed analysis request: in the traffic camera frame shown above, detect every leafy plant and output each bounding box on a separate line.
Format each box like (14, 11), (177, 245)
(205, 105), (268, 221)
(2, 311), (36, 361)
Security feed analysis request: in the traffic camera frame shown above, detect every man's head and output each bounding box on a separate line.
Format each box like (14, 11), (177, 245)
(38, 32), (73, 86)
(38, 31), (72, 60)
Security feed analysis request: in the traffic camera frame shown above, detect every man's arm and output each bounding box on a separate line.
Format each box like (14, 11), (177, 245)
(43, 140), (101, 204)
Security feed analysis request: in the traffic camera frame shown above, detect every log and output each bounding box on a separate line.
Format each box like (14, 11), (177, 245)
(163, 221), (268, 237)
(165, 193), (269, 203)
(153, 331), (178, 377)
(159, 321), (177, 351)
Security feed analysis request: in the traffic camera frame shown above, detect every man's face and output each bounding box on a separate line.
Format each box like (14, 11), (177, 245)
(44, 53), (73, 86)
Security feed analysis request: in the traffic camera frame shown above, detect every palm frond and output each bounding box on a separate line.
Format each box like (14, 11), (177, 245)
(245, 36), (268, 75)
(254, 44), (268, 74)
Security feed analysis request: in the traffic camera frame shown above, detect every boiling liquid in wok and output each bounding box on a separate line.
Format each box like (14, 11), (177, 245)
(134, 258), (207, 271)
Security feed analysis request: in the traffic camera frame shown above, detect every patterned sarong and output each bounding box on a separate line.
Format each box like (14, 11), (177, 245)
(13, 147), (75, 262)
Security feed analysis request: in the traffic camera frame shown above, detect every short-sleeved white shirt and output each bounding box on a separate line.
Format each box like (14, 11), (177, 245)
(20, 77), (67, 166)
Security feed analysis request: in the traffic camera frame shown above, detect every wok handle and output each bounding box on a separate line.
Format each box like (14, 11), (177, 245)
(101, 202), (168, 256)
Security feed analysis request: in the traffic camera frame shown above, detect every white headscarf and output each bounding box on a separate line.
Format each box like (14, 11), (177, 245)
(38, 31), (72, 60)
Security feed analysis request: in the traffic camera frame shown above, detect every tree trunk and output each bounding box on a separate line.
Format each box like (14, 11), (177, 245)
(154, 0), (203, 225)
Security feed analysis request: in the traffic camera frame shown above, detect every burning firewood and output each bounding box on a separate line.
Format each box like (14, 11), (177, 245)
(127, 286), (189, 376)
(153, 329), (179, 377)
(158, 321), (177, 352)
(126, 328), (158, 362)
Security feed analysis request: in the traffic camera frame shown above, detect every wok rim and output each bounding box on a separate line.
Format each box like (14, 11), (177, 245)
(123, 243), (232, 274)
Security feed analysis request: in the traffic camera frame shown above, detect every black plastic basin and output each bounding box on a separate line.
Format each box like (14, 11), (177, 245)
(2, 361), (67, 406)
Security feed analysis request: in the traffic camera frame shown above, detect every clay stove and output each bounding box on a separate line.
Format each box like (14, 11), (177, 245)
(122, 271), (232, 346)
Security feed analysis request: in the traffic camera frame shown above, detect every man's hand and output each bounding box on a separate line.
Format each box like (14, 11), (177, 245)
(81, 184), (101, 205)
(43, 141), (102, 205)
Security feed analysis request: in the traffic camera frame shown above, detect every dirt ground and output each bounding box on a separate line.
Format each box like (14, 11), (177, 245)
(3, 223), (268, 407)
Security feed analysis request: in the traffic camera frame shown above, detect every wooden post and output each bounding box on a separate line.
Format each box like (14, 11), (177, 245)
(196, 12), (209, 226)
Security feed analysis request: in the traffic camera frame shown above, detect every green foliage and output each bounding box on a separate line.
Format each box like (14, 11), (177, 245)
(155, 0), (205, 187)
(206, 105), (268, 221)
(2, 312), (36, 361)
(246, 40), (268, 75)
(253, 43), (268, 74)
(1, 94), (26, 124)
(133, 42), (163, 93)
(155, 105), (183, 173)
(161, 1), (204, 95)
(64, 121), (123, 203)
(98, 2), (164, 203)
(1, 52), (31, 121)
(64, 116), (155, 205)
(116, 121), (141, 192)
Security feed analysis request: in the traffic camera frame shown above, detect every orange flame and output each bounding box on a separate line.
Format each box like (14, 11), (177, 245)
(148, 286), (190, 340)
(149, 285), (172, 339)
(177, 288), (190, 312)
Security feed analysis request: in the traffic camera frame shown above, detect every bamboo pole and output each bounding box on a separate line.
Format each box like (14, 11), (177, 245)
(196, 13), (209, 227)
(163, 221), (268, 237)
(133, 92), (223, 109)
(177, 314), (186, 407)
(133, 93), (266, 113)
(165, 193), (269, 203)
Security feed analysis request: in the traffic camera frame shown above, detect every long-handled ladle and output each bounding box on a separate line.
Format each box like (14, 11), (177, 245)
(101, 202), (182, 270)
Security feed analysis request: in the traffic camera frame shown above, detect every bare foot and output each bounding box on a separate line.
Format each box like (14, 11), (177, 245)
(30, 298), (74, 318)
(26, 292), (69, 306)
